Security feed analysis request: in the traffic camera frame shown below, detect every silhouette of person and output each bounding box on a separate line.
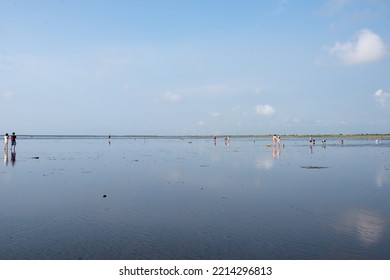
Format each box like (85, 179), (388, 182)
(10, 132), (16, 151)
(4, 133), (9, 150)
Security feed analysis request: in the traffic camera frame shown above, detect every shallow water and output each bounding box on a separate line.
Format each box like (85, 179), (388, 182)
(1, 137), (389, 259)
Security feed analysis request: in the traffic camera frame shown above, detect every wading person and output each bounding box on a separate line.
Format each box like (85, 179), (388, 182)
(4, 133), (9, 150)
(10, 132), (16, 151)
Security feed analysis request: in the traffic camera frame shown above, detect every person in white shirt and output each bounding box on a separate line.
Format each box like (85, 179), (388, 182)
(4, 133), (9, 150)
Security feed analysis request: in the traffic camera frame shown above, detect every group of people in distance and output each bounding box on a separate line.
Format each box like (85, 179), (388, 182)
(213, 135), (231, 147)
(4, 132), (16, 151)
(272, 134), (282, 146)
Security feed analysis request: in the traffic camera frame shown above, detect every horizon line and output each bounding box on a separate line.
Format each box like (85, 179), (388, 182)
(17, 133), (390, 138)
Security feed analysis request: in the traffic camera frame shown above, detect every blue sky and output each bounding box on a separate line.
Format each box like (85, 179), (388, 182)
(1, 0), (389, 135)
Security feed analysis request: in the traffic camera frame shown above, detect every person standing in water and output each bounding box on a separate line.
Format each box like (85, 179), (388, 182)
(4, 133), (9, 150)
(10, 132), (16, 151)
(273, 134), (277, 144)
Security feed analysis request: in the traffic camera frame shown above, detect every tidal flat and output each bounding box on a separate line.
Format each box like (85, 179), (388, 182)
(1, 136), (389, 259)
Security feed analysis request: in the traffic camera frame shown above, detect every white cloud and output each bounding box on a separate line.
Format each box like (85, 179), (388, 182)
(374, 89), (390, 107)
(162, 91), (183, 103)
(255, 104), (275, 116)
(197, 120), (205, 126)
(329, 29), (387, 65)
(3, 90), (14, 98)
(210, 112), (221, 117)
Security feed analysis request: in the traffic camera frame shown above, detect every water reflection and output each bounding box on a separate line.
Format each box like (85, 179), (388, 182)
(3, 149), (8, 166)
(10, 151), (16, 166)
(2, 149), (15, 167)
(256, 157), (274, 170)
(273, 145), (281, 159)
(333, 209), (386, 247)
(224, 136), (230, 147)
(375, 166), (390, 188)
(256, 146), (278, 170)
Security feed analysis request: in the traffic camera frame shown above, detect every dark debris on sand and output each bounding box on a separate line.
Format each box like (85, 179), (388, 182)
(301, 166), (329, 169)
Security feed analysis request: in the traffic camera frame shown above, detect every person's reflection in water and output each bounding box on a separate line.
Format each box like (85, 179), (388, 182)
(273, 145), (281, 159)
(10, 151), (16, 166)
(224, 136), (230, 147)
(321, 139), (327, 149)
(3, 149), (8, 166)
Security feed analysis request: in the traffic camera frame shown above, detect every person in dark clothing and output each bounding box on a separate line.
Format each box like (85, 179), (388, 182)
(10, 132), (16, 151)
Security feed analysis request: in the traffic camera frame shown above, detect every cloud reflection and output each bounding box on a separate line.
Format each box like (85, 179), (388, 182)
(375, 166), (390, 188)
(333, 209), (386, 247)
(256, 157), (274, 170)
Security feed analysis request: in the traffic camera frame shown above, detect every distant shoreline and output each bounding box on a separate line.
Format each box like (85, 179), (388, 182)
(18, 134), (390, 139)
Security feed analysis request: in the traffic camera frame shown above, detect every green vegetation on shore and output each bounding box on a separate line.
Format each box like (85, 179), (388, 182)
(19, 133), (390, 139)
(264, 134), (390, 139)
(218, 134), (390, 139)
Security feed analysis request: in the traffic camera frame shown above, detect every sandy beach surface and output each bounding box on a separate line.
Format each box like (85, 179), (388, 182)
(1, 136), (389, 259)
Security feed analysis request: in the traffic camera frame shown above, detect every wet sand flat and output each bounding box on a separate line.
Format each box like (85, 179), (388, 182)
(1, 137), (390, 259)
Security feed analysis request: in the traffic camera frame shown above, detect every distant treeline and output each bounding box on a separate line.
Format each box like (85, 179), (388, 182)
(17, 134), (390, 140)
(271, 134), (390, 139)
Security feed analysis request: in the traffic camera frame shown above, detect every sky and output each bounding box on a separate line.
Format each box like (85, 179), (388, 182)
(1, 0), (389, 135)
